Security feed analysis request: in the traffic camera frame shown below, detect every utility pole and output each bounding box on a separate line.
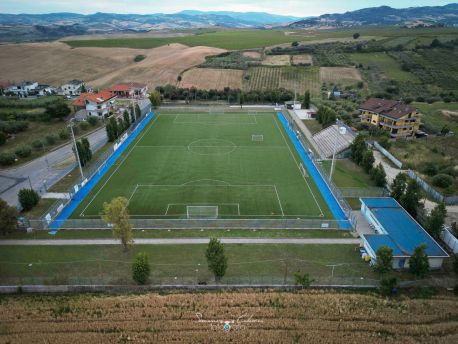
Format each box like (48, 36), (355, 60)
(329, 122), (347, 183)
(69, 119), (84, 182)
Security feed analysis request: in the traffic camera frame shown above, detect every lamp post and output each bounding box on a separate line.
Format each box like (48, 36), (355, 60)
(329, 122), (347, 183)
(69, 118), (84, 182)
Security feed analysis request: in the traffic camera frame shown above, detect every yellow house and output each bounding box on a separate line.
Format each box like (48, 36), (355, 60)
(359, 98), (421, 139)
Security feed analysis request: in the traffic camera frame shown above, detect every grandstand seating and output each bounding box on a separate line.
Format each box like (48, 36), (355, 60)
(312, 124), (355, 158)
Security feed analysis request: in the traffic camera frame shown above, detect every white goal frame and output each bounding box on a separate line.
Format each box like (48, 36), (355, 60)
(208, 108), (225, 115)
(252, 134), (264, 142)
(187, 206), (219, 219)
(299, 163), (308, 177)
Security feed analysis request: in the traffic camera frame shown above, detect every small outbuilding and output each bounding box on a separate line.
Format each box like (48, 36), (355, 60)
(360, 197), (448, 270)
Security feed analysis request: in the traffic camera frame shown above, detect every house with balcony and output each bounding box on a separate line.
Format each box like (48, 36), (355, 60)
(359, 98), (420, 139)
(109, 82), (148, 99)
(6, 81), (38, 97)
(72, 90), (116, 118)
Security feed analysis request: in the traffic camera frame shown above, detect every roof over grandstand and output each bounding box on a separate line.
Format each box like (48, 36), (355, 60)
(361, 197), (448, 258)
(359, 98), (416, 119)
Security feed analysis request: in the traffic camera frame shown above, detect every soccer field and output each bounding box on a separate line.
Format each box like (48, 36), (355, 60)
(71, 111), (333, 219)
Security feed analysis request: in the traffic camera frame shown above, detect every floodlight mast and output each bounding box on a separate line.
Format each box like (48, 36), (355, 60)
(329, 121), (346, 182)
(69, 118), (85, 182)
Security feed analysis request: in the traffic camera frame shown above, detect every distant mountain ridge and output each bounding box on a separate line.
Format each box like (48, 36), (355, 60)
(0, 10), (301, 42)
(289, 3), (458, 28)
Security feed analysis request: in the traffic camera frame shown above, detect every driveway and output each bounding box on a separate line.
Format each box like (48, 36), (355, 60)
(0, 127), (108, 206)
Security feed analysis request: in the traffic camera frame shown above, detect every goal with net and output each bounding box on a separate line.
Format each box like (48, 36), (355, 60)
(299, 163), (308, 177)
(252, 134), (264, 142)
(187, 206), (219, 219)
(208, 108), (225, 115)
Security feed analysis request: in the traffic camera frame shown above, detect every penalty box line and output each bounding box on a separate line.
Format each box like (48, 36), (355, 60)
(165, 203), (241, 216)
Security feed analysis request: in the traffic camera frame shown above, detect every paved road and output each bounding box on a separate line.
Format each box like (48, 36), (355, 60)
(0, 127), (108, 206)
(0, 238), (360, 246)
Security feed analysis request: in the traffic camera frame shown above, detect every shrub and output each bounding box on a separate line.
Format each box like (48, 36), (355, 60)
(0, 199), (19, 234)
(18, 188), (40, 211)
(422, 162), (438, 176)
(78, 121), (89, 131)
(132, 252), (150, 284)
(294, 272), (314, 288)
(432, 174), (454, 188)
(32, 140), (44, 149)
(439, 166), (456, 177)
(0, 131), (6, 145)
(14, 145), (32, 158)
(134, 54), (146, 62)
(59, 128), (70, 140)
(87, 116), (99, 126)
(379, 277), (398, 296)
(0, 152), (16, 165)
(45, 134), (58, 145)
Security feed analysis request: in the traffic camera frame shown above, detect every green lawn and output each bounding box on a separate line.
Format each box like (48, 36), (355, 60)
(321, 159), (375, 188)
(64, 30), (305, 50)
(414, 102), (458, 133)
(303, 119), (323, 135)
(0, 244), (374, 285)
(71, 112), (332, 220)
(2, 228), (350, 240)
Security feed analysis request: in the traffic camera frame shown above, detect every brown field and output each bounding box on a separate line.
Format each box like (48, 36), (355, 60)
(1, 291), (457, 343)
(292, 54), (313, 66)
(320, 67), (362, 85)
(262, 55), (291, 66)
(0, 42), (224, 90)
(179, 68), (244, 90)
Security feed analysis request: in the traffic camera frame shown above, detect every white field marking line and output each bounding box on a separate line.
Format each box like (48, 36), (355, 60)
(79, 114), (161, 217)
(136, 184), (277, 188)
(80, 213), (325, 218)
(273, 185), (285, 216)
(181, 178), (231, 186)
(273, 115), (324, 217)
(127, 184), (139, 206)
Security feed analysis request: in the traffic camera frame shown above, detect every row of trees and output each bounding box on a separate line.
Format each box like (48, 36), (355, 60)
(105, 110), (133, 142)
(350, 135), (386, 187)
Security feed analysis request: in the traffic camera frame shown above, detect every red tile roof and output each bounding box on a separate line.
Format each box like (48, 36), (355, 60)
(72, 90), (115, 107)
(109, 82), (147, 92)
(359, 98), (416, 119)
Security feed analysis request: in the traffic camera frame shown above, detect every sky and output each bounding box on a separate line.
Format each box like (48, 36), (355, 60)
(0, 0), (455, 17)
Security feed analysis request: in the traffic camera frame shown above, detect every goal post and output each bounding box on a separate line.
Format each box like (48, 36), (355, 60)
(299, 163), (308, 177)
(208, 107), (225, 115)
(252, 134), (264, 142)
(187, 206), (219, 219)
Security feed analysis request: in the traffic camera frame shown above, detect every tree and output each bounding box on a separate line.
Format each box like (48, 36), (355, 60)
(177, 75), (182, 82)
(123, 110), (130, 130)
(81, 137), (92, 163)
(0, 199), (18, 235)
(0, 131), (6, 145)
(135, 104), (141, 121)
(302, 90), (310, 109)
(18, 188), (40, 211)
(374, 246), (393, 274)
(45, 100), (71, 120)
(371, 163), (387, 187)
(425, 203), (446, 239)
(132, 252), (150, 284)
(350, 134), (367, 165)
(391, 173), (408, 201)
(400, 179), (422, 218)
(453, 254), (458, 274)
(294, 272), (314, 288)
(106, 117), (118, 142)
(149, 91), (161, 108)
(361, 149), (375, 173)
(292, 41), (299, 47)
(432, 174), (454, 188)
(409, 244), (429, 278)
(353, 32), (360, 39)
(80, 84), (87, 93)
(205, 238), (228, 282)
(102, 197), (133, 251)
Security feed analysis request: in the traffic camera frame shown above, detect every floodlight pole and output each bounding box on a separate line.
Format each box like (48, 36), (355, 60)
(69, 119), (85, 182)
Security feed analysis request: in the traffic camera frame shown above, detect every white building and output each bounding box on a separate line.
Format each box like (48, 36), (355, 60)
(61, 80), (85, 96)
(72, 90), (116, 118)
(7, 81), (38, 97)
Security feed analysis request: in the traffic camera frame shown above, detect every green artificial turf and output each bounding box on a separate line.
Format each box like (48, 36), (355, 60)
(72, 112), (332, 220)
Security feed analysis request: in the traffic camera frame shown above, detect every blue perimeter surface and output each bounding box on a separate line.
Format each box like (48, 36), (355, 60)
(277, 112), (350, 229)
(49, 112), (156, 230)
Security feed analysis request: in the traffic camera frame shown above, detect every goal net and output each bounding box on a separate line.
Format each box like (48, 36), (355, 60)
(252, 134), (264, 142)
(187, 206), (218, 219)
(248, 110), (257, 116)
(209, 108), (225, 115)
(299, 163), (308, 177)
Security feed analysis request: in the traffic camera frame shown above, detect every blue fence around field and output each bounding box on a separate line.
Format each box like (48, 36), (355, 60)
(277, 112), (350, 229)
(49, 112), (156, 230)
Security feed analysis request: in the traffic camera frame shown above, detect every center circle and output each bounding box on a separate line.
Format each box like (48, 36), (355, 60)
(188, 139), (237, 155)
